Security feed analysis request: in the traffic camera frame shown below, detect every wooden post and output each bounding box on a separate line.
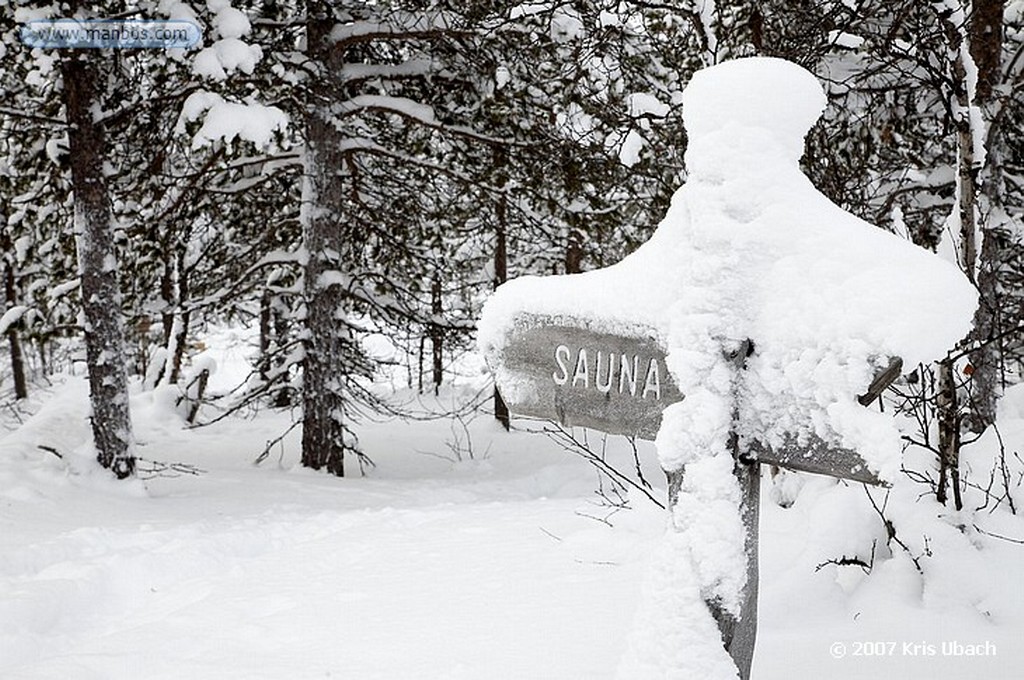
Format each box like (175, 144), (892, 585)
(714, 435), (760, 680)
(704, 340), (759, 680)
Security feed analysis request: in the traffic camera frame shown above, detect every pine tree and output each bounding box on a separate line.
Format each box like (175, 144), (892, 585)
(59, 5), (135, 477)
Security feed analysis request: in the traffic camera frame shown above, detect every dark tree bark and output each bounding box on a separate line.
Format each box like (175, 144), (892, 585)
(565, 224), (584, 274)
(160, 246), (175, 346)
(562, 148), (585, 275)
(968, 0), (1003, 103)
(301, 0), (349, 476)
(271, 298), (294, 408)
(966, 0), (1005, 431)
(933, 0), (1004, 470)
(259, 287), (294, 407)
(430, 274), (443, 395)
(5, 323), (27, 401)
(1, 231), (28, 400)
(259, 287), (272, 383)
(150, 240), (175, 386)
(937, 11), (980, 284)
(167, 246), (190, 385)
(60, 46), (135, 478)
(936, 358), (963, 510)
(493, 150), (510, 430)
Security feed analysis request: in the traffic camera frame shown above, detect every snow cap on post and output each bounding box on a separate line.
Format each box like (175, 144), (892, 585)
(682, 57), (827, 161)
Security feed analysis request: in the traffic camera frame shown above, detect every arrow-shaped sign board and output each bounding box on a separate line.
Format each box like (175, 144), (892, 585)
(494, 313), (886, 486)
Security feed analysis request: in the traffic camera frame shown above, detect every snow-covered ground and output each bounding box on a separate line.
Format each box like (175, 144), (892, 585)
(1, 341), (1022, 679)
(0, 372), (658, 680)
(4, 52), (1023, 673)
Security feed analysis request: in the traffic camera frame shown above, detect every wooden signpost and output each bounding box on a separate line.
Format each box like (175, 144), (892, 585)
(490, 312), (897, 680)
(498, 314), (682, 441)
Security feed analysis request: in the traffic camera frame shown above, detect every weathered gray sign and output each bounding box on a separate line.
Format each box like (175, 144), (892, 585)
(744, 436), (880, 485)
(494, 313), (886, 486)
(498, 315), (682, 439)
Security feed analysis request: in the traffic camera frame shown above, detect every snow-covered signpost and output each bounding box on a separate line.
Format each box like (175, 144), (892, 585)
(497, 313), (891, 486)
(479, 58), (977, 680)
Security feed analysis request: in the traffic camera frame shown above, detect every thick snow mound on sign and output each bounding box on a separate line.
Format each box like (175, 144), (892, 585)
(480, 56), (976, 482)
(681, 57), (826, 161)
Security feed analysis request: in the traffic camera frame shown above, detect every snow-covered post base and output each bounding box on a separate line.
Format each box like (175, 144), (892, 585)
(664, 345), (761, 678)
(654, 339), (760, 680)
(706, 433), (759, 680)
(702, 341), (760, 680)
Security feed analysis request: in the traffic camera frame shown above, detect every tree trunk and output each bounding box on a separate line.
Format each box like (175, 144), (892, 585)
(6, 321), (27, 401)
(271, 297), (293, 408)
(936, 358), (963, 509)
(1, 234), (27, 400)
(940, 12), (979, 284)
(418, 334), (425, 394)
(160, 247), (175, 345)
(965, 0), (1005, 431)
(259, 287), (272, 382)
(167, 247), (190, 385)
(167, 309), (190, 385)
(430, 274), (443, 395)
(565, 223), (584, 274)
(60, 46), (135, 478)
(151, 242), (175, 386)
(493, 150), (510, 430)
(934, 1), (1004, 458)
(301, 0), (348, 476)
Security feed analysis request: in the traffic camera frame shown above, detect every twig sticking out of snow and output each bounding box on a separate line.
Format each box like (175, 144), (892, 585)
(814, 540), (876, 575)
(135, 458), (206, 479)
(542, 422), (665, 510)
(37, 444), (62, 459)
(863, 486), (925, 573)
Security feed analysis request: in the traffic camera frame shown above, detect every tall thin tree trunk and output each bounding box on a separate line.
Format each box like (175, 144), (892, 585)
(1, 234), (27, 400)
(939, 12), (979, 284)
(418, 334), (425, 394)
(37, 337), (48, 377)
(430, 274), (443, 395)
(259, 287), (272, 382)
(493, 150), (510, 430)
(6, 322), (27, 401)
(60, 45), (134, 478)
(160, 247), (175, 345)
(301, 0), (348, 476)
(966, 0), (1005, 431)
(272, 296), (293, 408)
(565, 223), (584, 274)
(936, 358), (963, 509)
(934, 1), (1004, 485)
(149, 241), (175, 386)
(167, 247), (189, 384)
